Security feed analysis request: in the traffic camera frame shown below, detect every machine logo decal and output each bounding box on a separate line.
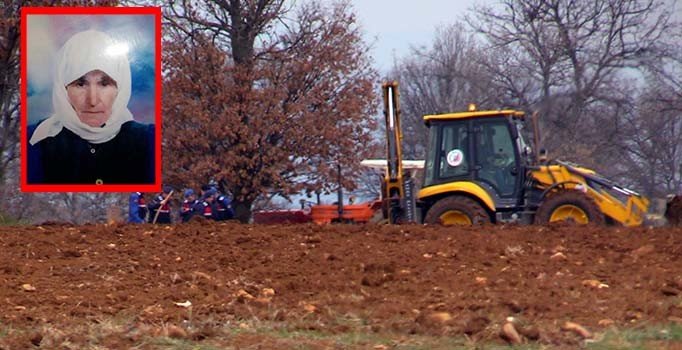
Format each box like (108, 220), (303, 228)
(447, 149), (464, 167)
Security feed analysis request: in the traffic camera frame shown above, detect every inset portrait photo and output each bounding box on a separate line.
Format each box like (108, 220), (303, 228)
(21, 7), (161, 192)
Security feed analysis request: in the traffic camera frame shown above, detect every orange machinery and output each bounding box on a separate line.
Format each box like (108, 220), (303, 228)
(310, 200), (382, 224)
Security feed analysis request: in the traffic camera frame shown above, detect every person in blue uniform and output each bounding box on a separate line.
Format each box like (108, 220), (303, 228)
(193, 188), (217, 220)
(127, 191), (147, 223)
(180, 189), (197, 223)
(149, 186), (172, 224)
(199, 184), (212, 199)
(27, 30), (154, 185)
(214, 191), (235, 221)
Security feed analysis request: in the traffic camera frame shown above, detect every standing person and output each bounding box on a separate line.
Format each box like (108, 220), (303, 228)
(127, 191), (147, 223)
(180, 189), (197, 223)
(149, 185), (173, 224)
(214, 190), (235, 221)
(27, 29), (154, 184)
(199, 184), (212, 199)
(193, 188), (217, 220)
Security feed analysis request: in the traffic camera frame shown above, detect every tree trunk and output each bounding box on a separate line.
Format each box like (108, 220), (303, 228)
(233, 199), (253, 223)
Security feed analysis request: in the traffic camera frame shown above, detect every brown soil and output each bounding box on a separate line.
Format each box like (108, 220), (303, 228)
(0, 221), (681, 348)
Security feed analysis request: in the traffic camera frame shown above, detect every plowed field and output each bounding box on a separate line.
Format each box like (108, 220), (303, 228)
(0, 221), (681, 349)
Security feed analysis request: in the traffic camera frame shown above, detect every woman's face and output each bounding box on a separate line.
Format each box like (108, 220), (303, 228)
(66, 70), (119, 127)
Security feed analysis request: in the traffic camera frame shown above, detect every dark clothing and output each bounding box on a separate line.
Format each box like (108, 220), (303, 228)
(128, 192), (147, 223)
(180, 199), (197, 223)
(27, 120), (155, 184)
(137, 193), (148, 221)
(214, 194), (234, 221)
(193, 201), (215, 220)
(149, 194), (171, 224)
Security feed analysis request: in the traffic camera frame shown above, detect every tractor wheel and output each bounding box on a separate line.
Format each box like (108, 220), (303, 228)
(424, 196), (490, 225)
(535, 190), (605, 225)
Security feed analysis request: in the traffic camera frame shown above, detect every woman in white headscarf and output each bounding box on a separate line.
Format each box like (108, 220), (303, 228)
(27, 29), (154, 184)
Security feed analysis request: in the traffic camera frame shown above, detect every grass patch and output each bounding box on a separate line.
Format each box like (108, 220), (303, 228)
(4, 313), (682, 350)
(144, 336), (229, 350)
(587, 323), (682, 350)
(0, 214), (25, 226)
(230, 322), (486, 350)
(0, 323), (10, 339)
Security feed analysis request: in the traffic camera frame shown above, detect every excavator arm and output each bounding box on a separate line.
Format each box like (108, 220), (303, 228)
(382, 82), (416, 223)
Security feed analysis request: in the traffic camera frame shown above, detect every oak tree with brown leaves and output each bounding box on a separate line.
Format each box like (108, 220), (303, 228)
(163, 0), (378, 222)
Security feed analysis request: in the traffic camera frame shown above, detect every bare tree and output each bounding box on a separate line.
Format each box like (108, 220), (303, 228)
(163, 0), (289, 66)
(468, 0), (675, 170)
(51, 193), (126, 224)
(619, 73), (682, 197)
(389, 23), (502, 159)
(0, 2), (24, 189)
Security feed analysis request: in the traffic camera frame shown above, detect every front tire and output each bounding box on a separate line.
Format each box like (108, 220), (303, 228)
(424, 196), (490, 225)
(535, 190), (605, 225)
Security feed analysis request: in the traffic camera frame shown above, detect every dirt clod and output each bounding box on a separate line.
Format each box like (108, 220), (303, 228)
(166, 325), (187, 339)
(427, 312), (452, 324)
(463, 316), (490, 336)
(501, 322), (522, 344)
(562, 321), (592, 339)
(235, 289), (254, 302)
(29, 332), (42, 346)
(661, 287), (680, 296)
(517, 324), (540, 340)
(20, 284), (36, 292)
(550, 252), (567, 260)
(631, 244), (655, 257)
(598, 319), (615, 327)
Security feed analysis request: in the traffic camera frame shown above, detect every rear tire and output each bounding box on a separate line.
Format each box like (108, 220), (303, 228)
(535, 190), (605, 225)
(424, 196), (490, 225)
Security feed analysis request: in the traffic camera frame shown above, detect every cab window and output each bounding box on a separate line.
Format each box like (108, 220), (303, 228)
(438, 123), (469, 179)
(474, 119), (517, 196)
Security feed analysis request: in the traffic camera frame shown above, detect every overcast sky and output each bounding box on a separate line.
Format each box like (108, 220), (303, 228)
(345, 0), (486, 72)
(341, 0), (681, 73)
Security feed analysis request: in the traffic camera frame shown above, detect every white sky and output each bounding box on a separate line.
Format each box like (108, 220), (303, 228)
(343, 0), (681, 73)
(345, 0), (486, 72)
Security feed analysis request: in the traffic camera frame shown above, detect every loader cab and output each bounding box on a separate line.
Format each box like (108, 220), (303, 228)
(422, 111), (526, 204)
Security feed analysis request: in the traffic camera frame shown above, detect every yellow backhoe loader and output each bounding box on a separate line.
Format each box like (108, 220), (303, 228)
(380, 81), (650, 226)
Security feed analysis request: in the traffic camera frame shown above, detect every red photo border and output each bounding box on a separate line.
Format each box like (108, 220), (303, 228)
(20, 6), (162, 193)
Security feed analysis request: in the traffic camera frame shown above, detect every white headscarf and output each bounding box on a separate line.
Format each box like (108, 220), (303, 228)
(30, 30), (134, 145)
